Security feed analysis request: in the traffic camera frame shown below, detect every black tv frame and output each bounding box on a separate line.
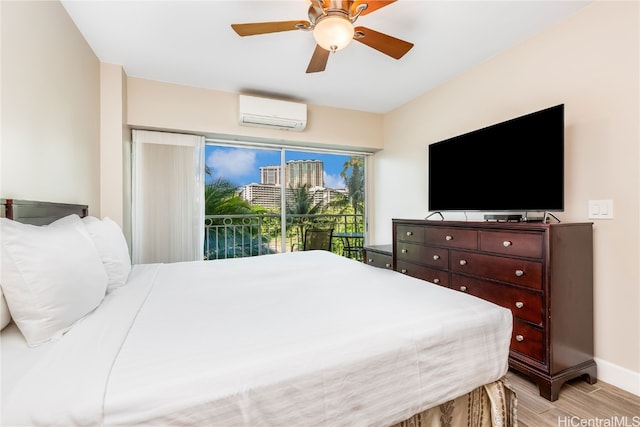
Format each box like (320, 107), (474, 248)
(427, 104), (565, 220)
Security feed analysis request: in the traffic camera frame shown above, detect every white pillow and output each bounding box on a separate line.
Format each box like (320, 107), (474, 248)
(0, 286), (11, 330)
(0, 215), (108, 346)
(82, 216), (131, 293)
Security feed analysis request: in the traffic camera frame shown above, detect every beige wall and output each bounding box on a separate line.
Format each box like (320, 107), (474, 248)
(0, 0), (100, 212)
(99, 63), (128, 226)
(372, 0), (639, 393)
(127, 77), (384, 152)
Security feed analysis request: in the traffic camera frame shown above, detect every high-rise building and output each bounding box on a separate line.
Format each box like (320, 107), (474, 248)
(245, 160), (329, 208)
(285, 160), (323, 188)
(259, 165), (281, 185)
(260, 160), (324, 188)
(240, 184), (343, 210)
(239, 184), (285, 209)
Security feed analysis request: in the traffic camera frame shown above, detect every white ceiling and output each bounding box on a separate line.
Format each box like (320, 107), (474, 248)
(61, 0), (592, 114)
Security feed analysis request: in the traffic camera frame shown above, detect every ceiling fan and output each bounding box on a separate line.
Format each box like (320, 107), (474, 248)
(231, 0), (414, 73)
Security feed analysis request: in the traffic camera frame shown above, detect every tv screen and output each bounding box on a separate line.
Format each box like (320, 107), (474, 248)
(428, 104), (564, 213)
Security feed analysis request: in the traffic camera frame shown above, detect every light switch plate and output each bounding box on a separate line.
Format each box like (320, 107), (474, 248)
(588, 200), (614, 219)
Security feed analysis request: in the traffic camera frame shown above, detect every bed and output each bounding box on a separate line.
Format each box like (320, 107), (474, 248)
(0, 200), (517, 426)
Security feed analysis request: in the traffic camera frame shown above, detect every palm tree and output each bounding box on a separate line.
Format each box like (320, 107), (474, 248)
(204, 177), (252, 216)
(285, 184), (327, 251)
(340, 156), (365, 215)
(204, 177), (273, 259)
(325, 156), (365, 235)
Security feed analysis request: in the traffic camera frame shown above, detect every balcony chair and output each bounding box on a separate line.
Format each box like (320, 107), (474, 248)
(303, 228), (334, 251)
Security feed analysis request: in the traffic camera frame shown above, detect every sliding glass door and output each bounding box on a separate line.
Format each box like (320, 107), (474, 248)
(204, 143), (366, 260)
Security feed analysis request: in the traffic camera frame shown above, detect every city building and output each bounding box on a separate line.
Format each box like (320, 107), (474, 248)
(260, 160), (324, 188)
(259, 165), (281, 185)
(243, 160), (330, 209)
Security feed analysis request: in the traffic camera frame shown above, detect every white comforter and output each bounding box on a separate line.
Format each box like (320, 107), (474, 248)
(2, 251), (512, 427)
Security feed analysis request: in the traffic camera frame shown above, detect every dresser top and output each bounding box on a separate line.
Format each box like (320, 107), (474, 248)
(392, 218), (593, 232)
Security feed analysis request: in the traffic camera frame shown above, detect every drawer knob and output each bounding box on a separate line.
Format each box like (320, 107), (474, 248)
(445, 235), (453, 241)
(385, 263), (391, 268)
(503, 240), (512, 247)
(515, 269), (524, 277)
(459, 259), (467, 266)
(406, 231), (413, 236)
(401, 248), (408, 254)
(433, 255), (440, 260)
(515, 335), (524, 342)
(459, 285), (467, 292)
(433, 278), (440, 284)
(401, 269), (407, 274)
(515, 301), (524, 309)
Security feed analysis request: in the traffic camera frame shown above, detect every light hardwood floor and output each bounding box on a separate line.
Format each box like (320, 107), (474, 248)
(506, 369), (640, 427)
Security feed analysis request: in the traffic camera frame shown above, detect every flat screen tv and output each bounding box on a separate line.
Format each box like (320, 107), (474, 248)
(428, 104), (564, 213)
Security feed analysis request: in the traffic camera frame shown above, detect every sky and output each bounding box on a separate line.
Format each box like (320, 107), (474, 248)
(205, 145), (356, 190)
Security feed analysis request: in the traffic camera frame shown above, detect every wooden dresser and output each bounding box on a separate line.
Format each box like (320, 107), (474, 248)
(392, 219), (596, 401)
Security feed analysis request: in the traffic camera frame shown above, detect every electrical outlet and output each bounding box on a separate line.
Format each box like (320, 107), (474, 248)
(588, 200), (614, 219)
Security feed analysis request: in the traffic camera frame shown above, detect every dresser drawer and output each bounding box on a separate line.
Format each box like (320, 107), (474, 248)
(451, 274), (543, 325)
(396, 261), (449, 286)
(396, 225), (425, 243)
(424, 227), (477, 250)
(511, 322), (544, 363)
(450, 250), (543, 290)
(480, 230), (543, 259)
(365, 251), (392, 269)
(396, 243), (448, 269)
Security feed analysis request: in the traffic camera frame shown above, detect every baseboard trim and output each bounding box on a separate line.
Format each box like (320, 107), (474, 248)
(594, 357), (640, 396)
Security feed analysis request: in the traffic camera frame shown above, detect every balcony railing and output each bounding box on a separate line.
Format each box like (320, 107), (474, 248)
(204, 213), (364, 260)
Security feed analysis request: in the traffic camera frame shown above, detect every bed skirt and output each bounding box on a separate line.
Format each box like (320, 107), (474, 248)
(391, 377), (517, 427)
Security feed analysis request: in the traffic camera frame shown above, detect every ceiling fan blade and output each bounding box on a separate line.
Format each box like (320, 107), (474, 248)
(353, 0), (397, 17)
(231, 20), (310, 36)
(353, 26), (414, 59)
(306, 45), (330, 73)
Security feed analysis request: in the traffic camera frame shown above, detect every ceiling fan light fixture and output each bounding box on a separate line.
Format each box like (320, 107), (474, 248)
(313, 15), (354, 53)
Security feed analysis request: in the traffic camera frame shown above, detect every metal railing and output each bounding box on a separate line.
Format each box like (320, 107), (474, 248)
(204, 213), (364, 260)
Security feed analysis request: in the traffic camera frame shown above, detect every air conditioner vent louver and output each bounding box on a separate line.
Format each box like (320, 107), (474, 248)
(238, 95), (307, 131)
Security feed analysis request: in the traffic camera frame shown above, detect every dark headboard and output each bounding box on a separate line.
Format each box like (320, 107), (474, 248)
(1, 199), (88, 225)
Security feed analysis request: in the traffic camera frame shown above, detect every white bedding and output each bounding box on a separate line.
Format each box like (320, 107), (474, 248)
(2, 251), (512, 427)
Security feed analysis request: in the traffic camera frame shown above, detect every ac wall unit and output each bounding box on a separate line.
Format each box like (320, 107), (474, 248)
(238, 95), (307, 131)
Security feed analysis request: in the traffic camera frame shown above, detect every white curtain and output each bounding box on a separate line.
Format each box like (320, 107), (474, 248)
(131, 130), (204, 264)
